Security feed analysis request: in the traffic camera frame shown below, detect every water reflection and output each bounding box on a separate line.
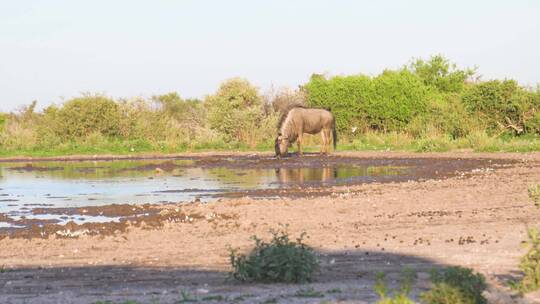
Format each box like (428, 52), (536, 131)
(274, 166), (406, 185)
(275, 167), (336, 184)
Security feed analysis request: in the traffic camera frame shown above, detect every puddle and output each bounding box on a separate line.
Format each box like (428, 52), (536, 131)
(0, 222), (24, 229)
(0, 155), (512, 229)
(9, 214), (121, 226)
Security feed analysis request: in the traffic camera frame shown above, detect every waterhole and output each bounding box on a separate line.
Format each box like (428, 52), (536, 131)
(0, 155), (510, 228)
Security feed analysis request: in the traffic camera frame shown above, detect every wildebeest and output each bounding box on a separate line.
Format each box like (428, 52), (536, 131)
(275, 107), (337, 157)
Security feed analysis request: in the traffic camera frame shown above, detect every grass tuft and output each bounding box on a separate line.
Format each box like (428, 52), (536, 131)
(374, 269), (416, 304)
(424, 266), (486, 304)
(510, 228), (540, 293)
(293, 287), (325, 298)
(529, 184), (540, 207)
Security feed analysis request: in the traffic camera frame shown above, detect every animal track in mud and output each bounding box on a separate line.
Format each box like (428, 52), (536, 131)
(413, 237), (431, 246)
(442, 235), (493, 245)
(373, 212), (399, 219)
(458, 236), (476, 245)
(407, 210), (462, 218)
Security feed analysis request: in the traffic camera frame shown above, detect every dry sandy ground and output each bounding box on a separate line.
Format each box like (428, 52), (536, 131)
(1, 152), (540, 304)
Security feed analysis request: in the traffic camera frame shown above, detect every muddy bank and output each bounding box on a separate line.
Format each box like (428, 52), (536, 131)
(5, 163), (64, 172)
(86, 154), (516, 173)
(31, 204), (161, 217)
(0, 204), (236, 239)
(0, 150), (537, 163)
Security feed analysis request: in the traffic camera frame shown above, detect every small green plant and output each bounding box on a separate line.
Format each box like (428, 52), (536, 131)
(374, 269), (416, 304)
(0, 265), (10, 273)
(178, 290), (198, 303)
(261, 298), (278, 304)
(427, 266), (486, 304)
(420, 283), (473, 304)
(326, 288), (342, 294)
(294, 287), (325, 298)
(93, 301), (140, 304)
(229, 228), (319, 283)
(510, 228), (540, 293)
(529, 184), (540, 207)
(201, 295), (226, 301)
(231, 294), (256, 302)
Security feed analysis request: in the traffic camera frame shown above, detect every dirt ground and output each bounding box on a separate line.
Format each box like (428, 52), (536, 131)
(1, 151), (540, 304)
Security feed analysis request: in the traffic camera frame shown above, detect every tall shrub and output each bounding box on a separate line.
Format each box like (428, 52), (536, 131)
(462, 80), (538, 134)
(50, 94), (121, 140)
(304, 73), (373, 135)
(408, 55), (475, 93)
(367, 70), (430, 131)
(205, 78), (271, 146)
(0, 113), (6, 133)
(304, 70), (430, 134)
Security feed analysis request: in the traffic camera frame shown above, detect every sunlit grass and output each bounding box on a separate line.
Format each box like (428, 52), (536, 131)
(1, 132), (540, 158)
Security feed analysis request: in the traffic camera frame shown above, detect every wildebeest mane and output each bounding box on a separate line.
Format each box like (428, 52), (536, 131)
(277, 105), (307, 131)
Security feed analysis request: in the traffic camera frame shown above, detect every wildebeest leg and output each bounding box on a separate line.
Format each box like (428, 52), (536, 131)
(297, 133), (303, 156)
(320, 131), (328, 155)
(326, 129), (334, 153)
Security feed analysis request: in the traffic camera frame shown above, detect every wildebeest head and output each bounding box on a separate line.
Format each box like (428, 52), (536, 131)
(275, 133), (290, 158)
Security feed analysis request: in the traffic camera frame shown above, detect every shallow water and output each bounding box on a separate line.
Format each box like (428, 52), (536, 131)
(0, 158), (409, 225)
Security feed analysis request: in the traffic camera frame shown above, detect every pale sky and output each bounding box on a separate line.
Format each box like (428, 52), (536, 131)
(1, 0), (539, 111)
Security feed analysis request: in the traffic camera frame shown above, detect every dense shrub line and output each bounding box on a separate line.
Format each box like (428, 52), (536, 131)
(0, 79), (278, 154)
(305, 55), (540, 139)
(1, 55), (539, 155)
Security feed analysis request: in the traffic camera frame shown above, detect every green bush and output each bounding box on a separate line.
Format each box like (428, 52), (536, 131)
(408, 94), (475, 139)
(510, 228), (540, 293)
(229, 229), (318, 283)
(305, 69), (430, 135)
(93, 301), (140, 304)
(304, 73), (371, 135)
(429, 266), (487, 304)
(525, 112), (540, 135)
(367, 70), (430, 131)
(462, 80), (538, 135)
(421, 283), (474, 304)
(414, 136), (453, 152)
(205, 78), (271, 147)
(0, 113), (5, 132)
(407, 55), (475, 93)
(304, 56), (478, 139)
(49, 94), (121, 140)
(374, 269), (416, 304)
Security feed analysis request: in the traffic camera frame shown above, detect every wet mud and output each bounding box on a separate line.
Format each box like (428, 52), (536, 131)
(6, 163), (64, 172)
(0, 203), (235, 239)
(122, 154), (514, 172)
